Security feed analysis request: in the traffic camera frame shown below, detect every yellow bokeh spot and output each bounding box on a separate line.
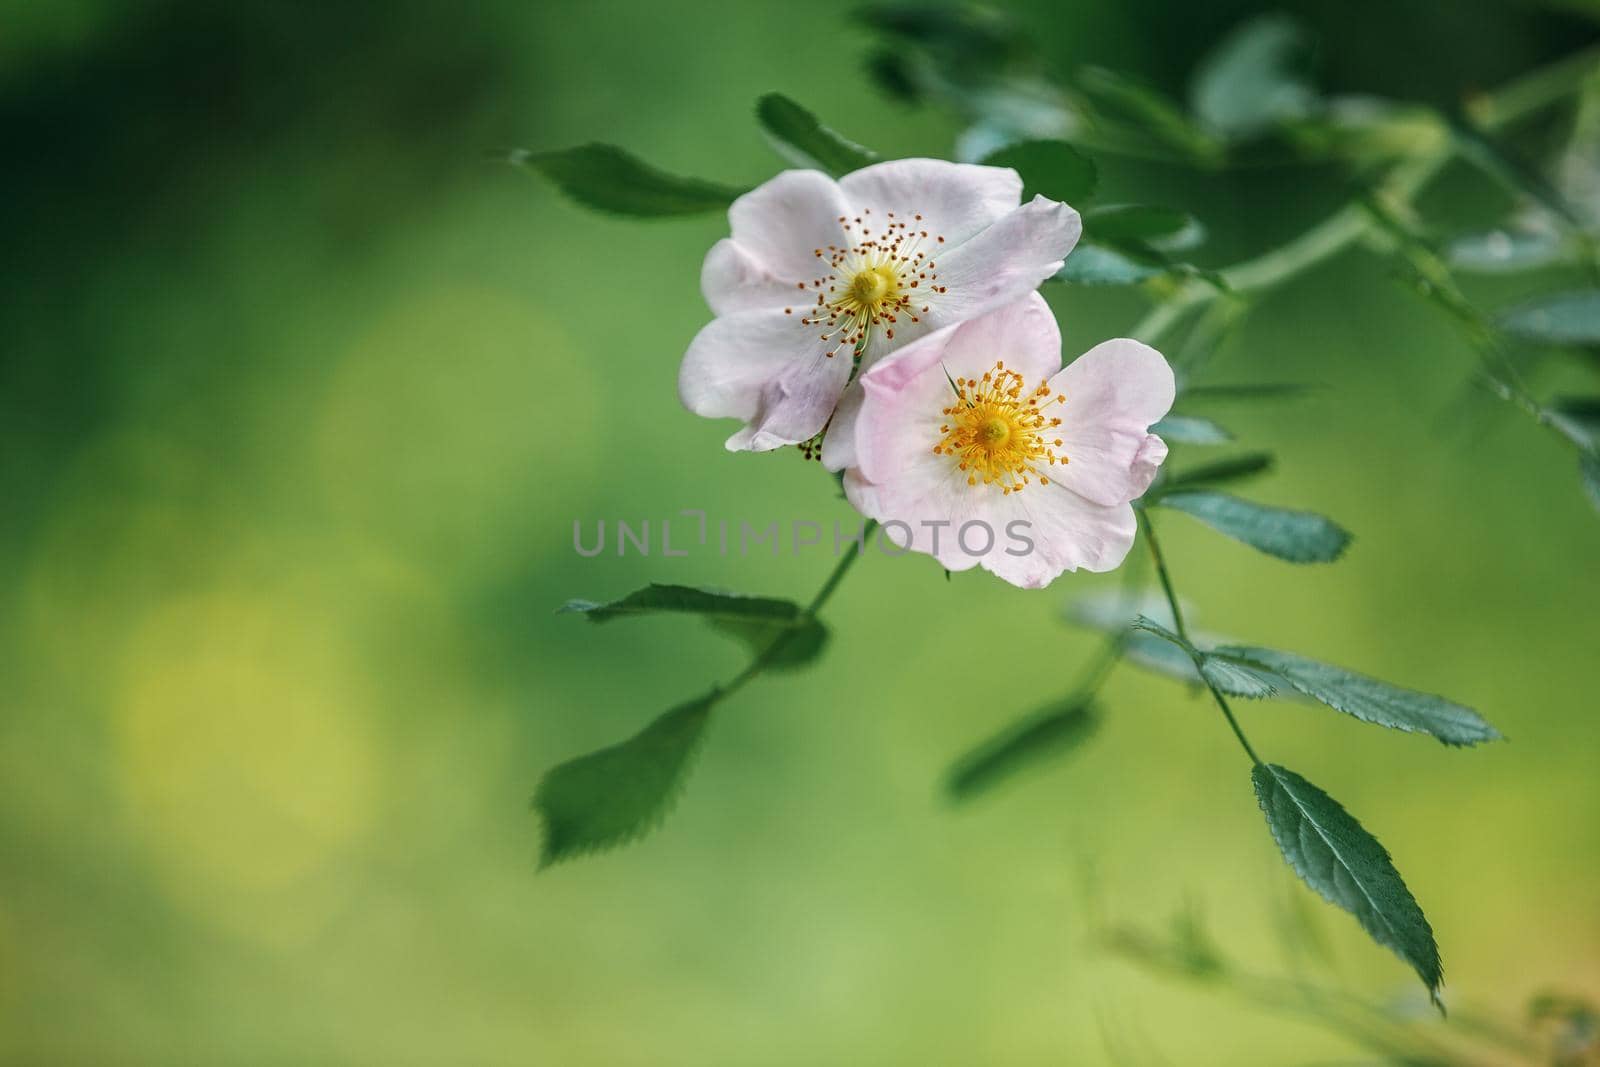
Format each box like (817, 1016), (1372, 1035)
(115, 589), (379, 938)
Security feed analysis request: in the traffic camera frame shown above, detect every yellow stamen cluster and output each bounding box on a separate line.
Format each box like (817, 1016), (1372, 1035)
(933, 361), (1067, 494)
(783, 208), (945, 357)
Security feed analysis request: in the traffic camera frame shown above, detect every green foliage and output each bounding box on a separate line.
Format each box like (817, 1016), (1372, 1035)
(1154, 451), (1274, 495)
(1157, 490), (1351, 563)
(1198, 656), (1278, 699)
(979, 139), (1098, 204)
(1189, 14), (1318, 140)
(561, 582), (800, 624)
(1547, 396), (1600, 450)
(1252, 763), (1443, 1005)
(1213, 646), (1502, 746)
(535, 692), (718, 866)
(1084, 203), (1199, 246)
(512, 144), (743, 217)
(1054, 242), (1165, 286)
(562, 583), (827, 668)
(709, 616), (829, 671)
(1078, 66), (1222, 163)
(1582, 450), (1600, 512)
(1057, 201), (1212, 287)
(945, 695), (1100, 802)
(1448, 228), (1566, 274)
(1122, 614), (1283, 698)
(756, 93), (878, 176)
(1151, 413), (1232, 444)
(1497, 289), (1600, 345)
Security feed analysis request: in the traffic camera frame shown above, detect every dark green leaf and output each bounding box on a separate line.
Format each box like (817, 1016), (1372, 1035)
(945, 696), (1100, 802)
(535, 692), (717, 866)
(980, 139), (1098, 204)
(1055, 242), (1165, 286)
(1252, 763), (1443, 1004)
(1156, 451), (1274, 495)
(1215, 646), (1500, 746)
(756, 93), (878, 176)
(1497, 290), (1600, 345)
(1085, 203), (1198, 246)
(562, 583), (826, 667)
(1158, 490), (1351, 563)
(1151, 413), (1233, 444)
(1582, 451), (1600, 513)
(561, 583), (800, 624)
(1547, 397), (1600, 451)
(709, 615), (829, 671)
(1447, 229), (1566, 274)
(1079, 67), (1222, 162)
(1190, 14), (1317, 140)
(511, 144), (743, 217)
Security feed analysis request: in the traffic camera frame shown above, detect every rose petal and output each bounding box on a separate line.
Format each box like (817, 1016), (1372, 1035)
(1049, 337), (1175, 506)
(702, 171), (850, 315)
(851, 295), (1060, 480)
(679, 308), (852, 450)
(838, 158), (1022, 247)
(923, 196), (1082, 328)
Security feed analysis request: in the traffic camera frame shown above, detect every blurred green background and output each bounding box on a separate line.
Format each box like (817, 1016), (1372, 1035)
(2, 1), (1598, 1063)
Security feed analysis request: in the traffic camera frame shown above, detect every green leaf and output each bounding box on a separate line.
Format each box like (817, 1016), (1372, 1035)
(709, 616), (829, 671)
(1123, 631), (1209, 687)
(512, 144), (744, 218)
(1055, 242), (1165, 286)
(1447, 229), (1566, 274)
(1129, 618), (1284, 699)
(1085, 203), (1199, 246)
(1497, 290), (1600, 346)
(1130, 614), (1189, 649)
(1079, 67), (1222, 163)
(1214, 646), (1500, 746)
(1199, 657), (1278, 699)
(535, 692), (717, 866)
(1158, 490), (1351, 563)
(1582, 451), (1600, 514)
(1547, 397), (1600, 451)
(1252, 763), (1443, 1004)
(1450, 121), (1585, 229)
(1066, 592), (1272, 696)
(1151, 413), (1233, 444)
(1156, 451), (1274, 495)
(562, 583), (827, 668)
(561, 583), (800, 624)
(756, 93), (878, 176)
(1190, 14), (1317, 140)
(980, 139), (1098, 204)
(945, 696), (1100, 802)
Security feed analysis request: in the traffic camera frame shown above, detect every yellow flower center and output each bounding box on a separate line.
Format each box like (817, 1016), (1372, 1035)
(851, 266), (894, 305)
(932, 361), (1067, 495)
(786, 209), (948, 357)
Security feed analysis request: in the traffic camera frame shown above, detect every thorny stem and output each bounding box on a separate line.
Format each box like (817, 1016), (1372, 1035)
(1137, 507), (1264, 767)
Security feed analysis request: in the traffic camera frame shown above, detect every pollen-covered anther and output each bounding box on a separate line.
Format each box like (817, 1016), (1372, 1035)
(933, 361), (1068, 494)
(796, 209), (945, 355)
